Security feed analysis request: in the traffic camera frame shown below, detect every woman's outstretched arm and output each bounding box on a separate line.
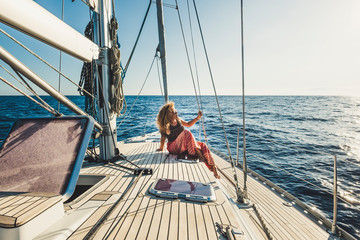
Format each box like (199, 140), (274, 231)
(181, 110), (202, 128)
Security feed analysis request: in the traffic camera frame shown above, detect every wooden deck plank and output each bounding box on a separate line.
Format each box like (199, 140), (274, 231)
(178, 161), (185, 181)
(0, 195), (17, 206)
(0, 196), (25, 214)
(157, 199), (172, 239)
(178, 201), (188, 240)
(194, 203), (208, 240)
(15, 196), (61, 226)
(201, 205), (219, 240)
(3, 196), (38, 217)
(182, 161), (191, 180)
(88, 143), (154, 237)
(0, 196), (32, 215)
(208, 204), (222, 238)
(11, 197), (45, 218)
(168, 200), (180, 240)
(104, 144), (159, 239)
(257, 199), (319, 240)
(110, 196), (143, 239)
(186, 203), (198, 240)
(122, 148), (165, 239)
(122, 147), (168, 239)
(123, 195), (151, 240)
(164, 153), (171, 179)
(68, 204), (111, 240)
(133, 197), (158, 240)
(147, 199), (164, 240)
(248, 178), (329, 239)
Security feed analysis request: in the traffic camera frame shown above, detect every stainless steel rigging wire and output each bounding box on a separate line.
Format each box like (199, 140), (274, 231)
(123, 0), (152, 75)
(0, 64), (61, 116)
(191, 0), (244, 202)
(174, 0), (200, 110)
(186, 0), (207, 143)
(240, 0), (248, 200)
(116, 52), (158, 129)
(156, 53), (164, 97)
(0, 28), (95, 99)
(57, 0), (65, 112)
(0, 76), (59, 116)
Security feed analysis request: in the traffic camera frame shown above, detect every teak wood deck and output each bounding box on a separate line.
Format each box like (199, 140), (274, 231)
(68, 134), (334, 240)
(0, 133), (337, 239)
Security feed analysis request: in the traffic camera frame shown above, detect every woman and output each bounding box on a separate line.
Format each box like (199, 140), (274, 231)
(156, 101), (219, 179)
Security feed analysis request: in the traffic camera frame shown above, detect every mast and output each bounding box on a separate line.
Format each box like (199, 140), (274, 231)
(156, 0), (169, 102)
(95, 0), (117, 161)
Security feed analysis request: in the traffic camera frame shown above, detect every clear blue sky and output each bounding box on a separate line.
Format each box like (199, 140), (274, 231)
(0, 0), (359, 96)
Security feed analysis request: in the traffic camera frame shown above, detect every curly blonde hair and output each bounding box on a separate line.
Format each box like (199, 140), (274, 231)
(156, 101), (175, 135)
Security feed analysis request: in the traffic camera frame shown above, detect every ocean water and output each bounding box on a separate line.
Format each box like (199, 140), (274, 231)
(0, 95), (359, 238)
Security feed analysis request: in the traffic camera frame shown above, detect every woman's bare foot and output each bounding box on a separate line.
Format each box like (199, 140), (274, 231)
(211, 166), (220, 179)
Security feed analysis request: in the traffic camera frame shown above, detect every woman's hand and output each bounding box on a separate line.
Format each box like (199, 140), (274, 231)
(157, 147), (163, 151)
(197, 110), (203, 120)
(181, 110), (203, 127)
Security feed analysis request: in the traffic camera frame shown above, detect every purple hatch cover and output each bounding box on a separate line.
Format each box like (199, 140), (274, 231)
(0, 117), (90, 195)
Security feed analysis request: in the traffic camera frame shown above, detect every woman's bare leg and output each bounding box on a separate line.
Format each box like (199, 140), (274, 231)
(195, 148), (205, 160)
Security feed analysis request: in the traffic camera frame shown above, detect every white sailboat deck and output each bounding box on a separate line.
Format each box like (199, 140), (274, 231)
(65, 133), (333, 239)
(0, 133), (336, 239)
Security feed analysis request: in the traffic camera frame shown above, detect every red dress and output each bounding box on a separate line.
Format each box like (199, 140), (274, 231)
(165, 121), (216, 174)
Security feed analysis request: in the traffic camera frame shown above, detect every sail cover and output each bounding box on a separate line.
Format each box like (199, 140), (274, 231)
(0, 116), (94, 200)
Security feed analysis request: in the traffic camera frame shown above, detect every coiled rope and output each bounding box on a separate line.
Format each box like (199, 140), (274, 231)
(78, 21), (97, 118)
(109, 15), (126, 117)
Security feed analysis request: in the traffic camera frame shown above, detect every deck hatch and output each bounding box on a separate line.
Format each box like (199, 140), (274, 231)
(149, 178), (216, 202)
(0, 116), (94, 201)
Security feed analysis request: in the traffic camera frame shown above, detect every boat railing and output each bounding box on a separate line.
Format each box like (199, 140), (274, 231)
(208, 128), (358, 237)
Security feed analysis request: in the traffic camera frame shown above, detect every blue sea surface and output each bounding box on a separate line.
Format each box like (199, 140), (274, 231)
(0, 95), (359, 238)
